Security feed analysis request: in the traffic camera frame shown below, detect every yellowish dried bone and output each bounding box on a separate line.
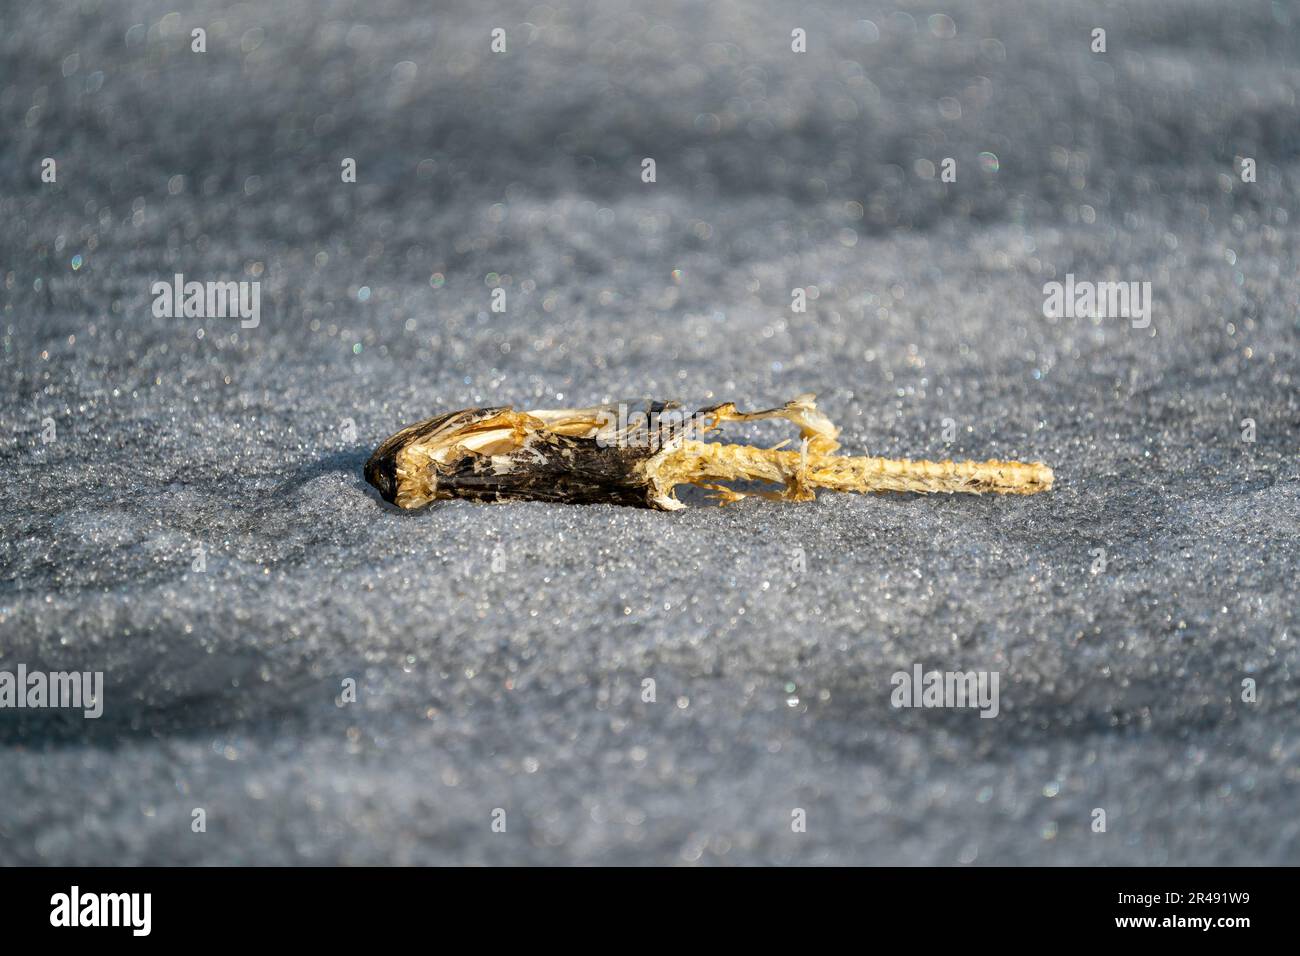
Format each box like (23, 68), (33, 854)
(643, 438), (1055, 507)
(635, 394), (1052, 507)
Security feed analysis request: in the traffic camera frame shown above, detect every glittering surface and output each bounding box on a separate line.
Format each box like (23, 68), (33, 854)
(1, 0), (1297, 865)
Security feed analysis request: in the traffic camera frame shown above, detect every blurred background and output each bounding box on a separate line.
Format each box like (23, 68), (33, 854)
(0, 1), (1296, 864)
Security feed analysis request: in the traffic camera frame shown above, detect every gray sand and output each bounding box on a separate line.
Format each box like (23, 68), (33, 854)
(0, 0), (1296, 864)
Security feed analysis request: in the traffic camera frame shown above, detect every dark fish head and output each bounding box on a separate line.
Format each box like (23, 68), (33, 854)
(364, 407), (510, 504)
